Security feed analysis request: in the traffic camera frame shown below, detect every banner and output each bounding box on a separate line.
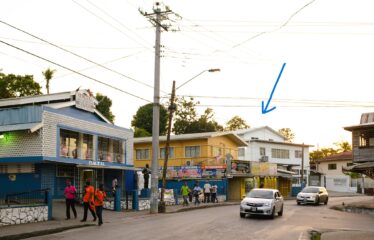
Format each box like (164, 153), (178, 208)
(251, 162), (277, 176)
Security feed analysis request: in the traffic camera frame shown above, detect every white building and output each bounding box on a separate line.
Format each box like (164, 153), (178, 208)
(234, 126), (312, 186)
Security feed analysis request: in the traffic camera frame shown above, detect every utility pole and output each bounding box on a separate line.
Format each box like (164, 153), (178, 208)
(301, 143), (305, 188)
(159, 81), (176, 213)
(139, 2), (180, 214)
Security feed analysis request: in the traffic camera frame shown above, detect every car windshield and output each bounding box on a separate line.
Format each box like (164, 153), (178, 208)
(301, 187), (319, 193)
(247, 190), (273, 199)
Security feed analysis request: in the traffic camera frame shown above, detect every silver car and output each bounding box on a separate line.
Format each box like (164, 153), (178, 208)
(240, 188), (284, 219)
(296, 186), (329, 205)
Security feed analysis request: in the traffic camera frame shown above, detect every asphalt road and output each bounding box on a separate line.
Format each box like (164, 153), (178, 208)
(29, 196), (374, 240)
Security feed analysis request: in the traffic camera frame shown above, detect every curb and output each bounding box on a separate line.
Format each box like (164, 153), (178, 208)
(166, 202), (238, 213)
(0, 224), (95, 240)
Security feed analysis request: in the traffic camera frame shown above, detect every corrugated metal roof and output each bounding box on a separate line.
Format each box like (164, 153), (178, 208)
(0, 122), (42, 132)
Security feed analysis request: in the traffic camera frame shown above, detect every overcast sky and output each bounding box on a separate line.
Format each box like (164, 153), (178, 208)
(1, 0), (373, 149)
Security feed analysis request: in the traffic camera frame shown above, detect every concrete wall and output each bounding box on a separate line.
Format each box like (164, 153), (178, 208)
(0, 131), (42, 158)
(0, 206), (48, 226)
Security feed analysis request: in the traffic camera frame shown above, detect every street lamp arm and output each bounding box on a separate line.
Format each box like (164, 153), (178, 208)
(176, 68), (220, 90)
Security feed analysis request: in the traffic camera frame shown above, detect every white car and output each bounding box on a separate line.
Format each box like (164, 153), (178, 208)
(296, 186), (329, 205)
(240, 188), (284, 219)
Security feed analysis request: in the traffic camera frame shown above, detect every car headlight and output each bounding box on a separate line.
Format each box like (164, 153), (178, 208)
(263, 202), (271, 207)
(309, 195), (315, 199)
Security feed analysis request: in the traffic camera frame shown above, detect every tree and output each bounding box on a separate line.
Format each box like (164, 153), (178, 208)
(133, 127), (152, 138)
(278, 128), (295, 143)
(0, 72), (42, 99)
(95, 93), (115, 123)
(173, 97), (223, 134)
(334, 141), (352, 152)
(42, 68), (56, 94)
(309, 147), (338, 164)
(131, 103), (168, 136)
(225, 116), (250, 131)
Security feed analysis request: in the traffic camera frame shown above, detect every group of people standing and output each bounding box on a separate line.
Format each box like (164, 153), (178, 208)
(64, 180), (106, 226)
(180, 181), (218, 206)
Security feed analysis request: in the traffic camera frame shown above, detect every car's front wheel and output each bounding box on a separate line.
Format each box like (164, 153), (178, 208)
(315, 196), (320, 206)
(240, 213), (246, 218)
(270, 207), (275, 219)
(278, 205), (283, 216)
(324, 197), (328, 205)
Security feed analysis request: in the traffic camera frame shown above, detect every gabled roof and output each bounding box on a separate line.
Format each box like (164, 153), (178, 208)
(134, 131), (247, 146)
(233, 126), (287, 140)
(317, 151), (352, 163)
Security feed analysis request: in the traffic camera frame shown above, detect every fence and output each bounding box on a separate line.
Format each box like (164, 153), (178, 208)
(1, 188), (50, 207)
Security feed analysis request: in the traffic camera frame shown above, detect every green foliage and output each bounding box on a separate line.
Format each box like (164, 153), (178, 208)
(95, 93), (115, 123)
(225, 115), (250, 131)
(173, 97), (223, 134)
(42, 68), (56, 94)
(133, 128), (152, 138)
(278, 128), (295, 143)
(334, 141), (352, 152)
(309, 147), (338, 164)
(131, 103), (168, 135)
(0, 72), (42, 99)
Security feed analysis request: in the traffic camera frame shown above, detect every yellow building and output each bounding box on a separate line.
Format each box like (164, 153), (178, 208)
(134, 132), (247, 171)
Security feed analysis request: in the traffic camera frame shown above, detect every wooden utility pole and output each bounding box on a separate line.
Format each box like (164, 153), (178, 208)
(301, 143), (305, 188)
(159, 81), (176, 213)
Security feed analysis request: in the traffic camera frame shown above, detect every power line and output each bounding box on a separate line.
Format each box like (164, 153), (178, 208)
(231, 0), (317, 49)
(0, 19), (161, 93)
(0, 39), (151, 103)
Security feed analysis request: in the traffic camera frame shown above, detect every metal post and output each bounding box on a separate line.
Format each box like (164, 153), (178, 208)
(114, 186), (121, 212)
(150, 6), (161, 214)
(301, 143), (305, 188)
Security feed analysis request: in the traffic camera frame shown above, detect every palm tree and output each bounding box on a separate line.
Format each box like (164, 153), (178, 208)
(42, 68), (56, 94)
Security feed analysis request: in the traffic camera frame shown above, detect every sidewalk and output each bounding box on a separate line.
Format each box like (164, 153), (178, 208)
(0, 200), (237, 240)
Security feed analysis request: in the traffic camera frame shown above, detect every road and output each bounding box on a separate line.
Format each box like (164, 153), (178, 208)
(30, 196), (374, 240)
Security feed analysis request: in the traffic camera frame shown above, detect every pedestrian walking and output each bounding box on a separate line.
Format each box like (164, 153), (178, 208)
(94, 184), (106, 226)
(112, 177), (118, 197)
(203, 181), (211, 203)
(180, 181), (190, 206)
(64, 179), (77, 220)
(192, 183), (202, 206)
(142, 164), (151, 189)
(81, 180), (96, 222)
(211, 184), (218, 203)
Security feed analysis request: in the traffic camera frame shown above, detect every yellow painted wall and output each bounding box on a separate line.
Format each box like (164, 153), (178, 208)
(134, 135), (242, 168)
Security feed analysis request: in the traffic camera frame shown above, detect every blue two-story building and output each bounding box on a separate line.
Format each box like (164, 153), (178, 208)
(0, 90), (135, 198)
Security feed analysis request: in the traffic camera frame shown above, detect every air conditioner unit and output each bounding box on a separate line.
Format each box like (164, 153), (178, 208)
(259, 156), (269, 162)
(186, 160), (194, 166)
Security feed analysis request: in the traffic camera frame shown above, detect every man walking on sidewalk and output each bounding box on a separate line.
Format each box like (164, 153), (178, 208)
(64, 180), (77, 220)
(203, 181), (211, 203)
(94, 184), (106, 226)
(81, 180), (96, 222)
(180, 181), (190, 206)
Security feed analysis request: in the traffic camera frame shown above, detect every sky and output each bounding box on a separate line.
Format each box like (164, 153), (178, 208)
(1, 0), (374, 149)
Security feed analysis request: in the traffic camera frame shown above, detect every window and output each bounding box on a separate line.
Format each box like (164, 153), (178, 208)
(60, 129), (79, 158)
(359, 130), (374, 147)
(136, 149), (149, 160)
(82, 134), (93, 160)
(295, 150), (302, 158)
(160, 147), (174, 159)
(328, 163), (337, 170)
(212, 146), (222, 157)
(113, 140), (123, 163)
(185, 146), (200, 158)
(260, 147), (266, 156)
(271, 149), (290, 159)
(238, 148), (245, 157)
(98, 137), (110, 161)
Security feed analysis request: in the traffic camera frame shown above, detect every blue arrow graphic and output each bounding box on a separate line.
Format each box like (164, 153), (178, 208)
(261, 63), (286, 114)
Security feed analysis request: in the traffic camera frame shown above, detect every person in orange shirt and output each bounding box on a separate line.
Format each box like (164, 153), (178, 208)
(80, 181), (96, 222)
(94, 184), (106, 226)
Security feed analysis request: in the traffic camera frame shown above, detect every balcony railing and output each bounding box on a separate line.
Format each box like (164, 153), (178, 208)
(60, 146), (93, 160)
(98, 151), (124, 163)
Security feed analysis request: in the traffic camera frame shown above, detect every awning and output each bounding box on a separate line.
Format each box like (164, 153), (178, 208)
(277, 169), (295, 179)
(76, 164), (136, 171)
(342, 162), (374, 178)
(0, 122), (43, 133)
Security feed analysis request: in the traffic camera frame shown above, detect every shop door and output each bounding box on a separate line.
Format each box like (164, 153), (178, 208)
(80, 169), (95, 194)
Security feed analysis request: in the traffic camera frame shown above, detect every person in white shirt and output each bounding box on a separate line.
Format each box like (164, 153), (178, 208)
(211, 184), (218, 203)
(203, 181), (212, 203)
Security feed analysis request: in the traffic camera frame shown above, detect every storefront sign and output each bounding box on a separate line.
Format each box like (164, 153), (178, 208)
(231, 160), (250, 175)
(76, 91), (95, 112)
(159, 166), (224, 179)
(251, 162), (277, 176)
(88, 161), (105, 166)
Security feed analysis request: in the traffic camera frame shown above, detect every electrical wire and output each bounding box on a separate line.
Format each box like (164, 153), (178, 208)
(0, 19), (162, 93)
(0, 39), (151, 103)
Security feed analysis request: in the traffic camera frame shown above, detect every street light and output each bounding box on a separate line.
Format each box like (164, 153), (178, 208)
(176, 68), (220, 90)
(158, 68), (220, 213)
